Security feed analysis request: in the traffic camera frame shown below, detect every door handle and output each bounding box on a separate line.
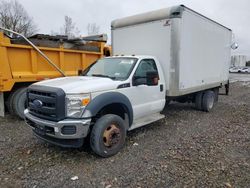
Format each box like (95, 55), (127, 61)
(160, 84), (164, 92)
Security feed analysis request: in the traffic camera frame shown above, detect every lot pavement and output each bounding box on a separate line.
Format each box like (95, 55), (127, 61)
(230, 72), (250, 83)
(0, 74), (249, 188)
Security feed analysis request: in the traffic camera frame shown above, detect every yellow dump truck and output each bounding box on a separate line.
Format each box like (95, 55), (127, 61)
(0, 30), (111, 118)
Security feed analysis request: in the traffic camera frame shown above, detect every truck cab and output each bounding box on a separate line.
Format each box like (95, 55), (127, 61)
(25, 56), (166, 157)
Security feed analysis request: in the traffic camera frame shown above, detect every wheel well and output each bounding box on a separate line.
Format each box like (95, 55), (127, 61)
(95, 103), (130, 128)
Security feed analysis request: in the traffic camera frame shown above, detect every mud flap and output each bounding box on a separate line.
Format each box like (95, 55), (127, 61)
(0, 92), (4, 117)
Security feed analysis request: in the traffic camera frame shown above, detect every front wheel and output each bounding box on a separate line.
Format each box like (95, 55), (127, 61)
(90, 114), (126, 157)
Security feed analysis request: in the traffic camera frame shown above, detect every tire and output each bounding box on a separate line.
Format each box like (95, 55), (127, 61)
(90, 114), (126, 157)
(195, 92), (203, 110)
(202, 90), (215, 112)
(12, 87), (27, 119)
(6, 91), (17, 115)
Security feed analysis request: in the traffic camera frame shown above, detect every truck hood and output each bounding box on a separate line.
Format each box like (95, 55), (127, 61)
(33, 76), (123, 94)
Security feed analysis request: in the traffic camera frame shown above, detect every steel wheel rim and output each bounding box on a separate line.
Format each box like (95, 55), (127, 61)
(103, 124), (121, 148)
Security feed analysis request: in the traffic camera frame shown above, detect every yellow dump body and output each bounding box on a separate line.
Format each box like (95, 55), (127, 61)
(0, 32), (107, 92)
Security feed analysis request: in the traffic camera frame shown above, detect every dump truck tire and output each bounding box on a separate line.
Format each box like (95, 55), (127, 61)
(13, 87), (27, 119)
(90, 114), (126, 158)
(202, 90), (215, 112)
(6, 91), (18, 115)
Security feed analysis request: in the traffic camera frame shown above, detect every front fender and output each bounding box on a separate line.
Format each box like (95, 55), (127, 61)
(82, 92), (133, 125)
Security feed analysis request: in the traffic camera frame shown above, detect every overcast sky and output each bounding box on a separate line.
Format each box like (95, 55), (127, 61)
(18, 0), (250, 57)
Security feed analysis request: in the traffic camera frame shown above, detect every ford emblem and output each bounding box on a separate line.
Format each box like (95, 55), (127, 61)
(33, 99), (43, 108)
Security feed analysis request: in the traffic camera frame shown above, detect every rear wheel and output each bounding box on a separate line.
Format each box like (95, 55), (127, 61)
(10, 87), (27, 119)
(90, 114), (126, 157)
(6, 91), (17, 115)
(195, 92), (203, 110)
(202, 90), (215, 112)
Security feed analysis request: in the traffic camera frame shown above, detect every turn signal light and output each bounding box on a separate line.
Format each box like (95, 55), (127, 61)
(82, 98), (90, 106)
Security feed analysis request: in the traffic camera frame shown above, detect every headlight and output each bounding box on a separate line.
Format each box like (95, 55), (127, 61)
(66, 94), (91, 118)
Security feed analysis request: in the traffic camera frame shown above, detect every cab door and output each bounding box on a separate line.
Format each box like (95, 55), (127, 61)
(128, 59), (165, 120)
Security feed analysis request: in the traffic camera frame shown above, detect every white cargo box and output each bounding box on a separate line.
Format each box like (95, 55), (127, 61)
(111, 5), (232, 96)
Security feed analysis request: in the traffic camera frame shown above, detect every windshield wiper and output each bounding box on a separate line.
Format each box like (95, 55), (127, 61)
(91, 74), (116, 80)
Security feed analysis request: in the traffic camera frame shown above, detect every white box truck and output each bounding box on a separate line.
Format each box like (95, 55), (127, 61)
(24, 5), (234, 157)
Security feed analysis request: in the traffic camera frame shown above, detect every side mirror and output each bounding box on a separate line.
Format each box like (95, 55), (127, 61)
(146, 71), (159, 86)
(231, 42), (238, 50)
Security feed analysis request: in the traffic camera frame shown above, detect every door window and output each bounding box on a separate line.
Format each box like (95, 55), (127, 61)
(133, 59), (159, 85)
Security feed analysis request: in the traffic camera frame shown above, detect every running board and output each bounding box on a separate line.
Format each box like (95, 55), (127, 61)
(129, 113), (165, 131)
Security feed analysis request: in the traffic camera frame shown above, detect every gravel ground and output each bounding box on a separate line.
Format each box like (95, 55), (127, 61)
(0, 77), (249, 188)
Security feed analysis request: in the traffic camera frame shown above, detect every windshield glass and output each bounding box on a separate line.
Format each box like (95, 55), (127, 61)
(84, 58), (137, 80)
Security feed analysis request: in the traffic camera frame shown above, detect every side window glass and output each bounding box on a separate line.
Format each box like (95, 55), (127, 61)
(133, 59), (159, 85)
(134, 60), (157, 77)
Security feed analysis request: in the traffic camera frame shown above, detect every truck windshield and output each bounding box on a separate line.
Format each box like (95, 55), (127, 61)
(83, 58), (137, 80)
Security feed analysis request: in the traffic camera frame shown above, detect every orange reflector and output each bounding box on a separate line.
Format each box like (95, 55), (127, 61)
(82, 98), (90, 106)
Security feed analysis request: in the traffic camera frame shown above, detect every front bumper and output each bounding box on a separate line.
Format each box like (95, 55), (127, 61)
(24, 109), (91, 148)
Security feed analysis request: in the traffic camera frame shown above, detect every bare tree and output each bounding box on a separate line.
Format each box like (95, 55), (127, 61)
(87, 23), (100, 35)
(0, 0), (37, 37)
(61, 16), (79, 38)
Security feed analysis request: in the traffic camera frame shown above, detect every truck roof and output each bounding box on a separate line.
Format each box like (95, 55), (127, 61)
(111, 5), (231, 31)
(107, 55), (155, 59)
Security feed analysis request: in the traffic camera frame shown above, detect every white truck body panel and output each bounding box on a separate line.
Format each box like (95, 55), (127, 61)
(178, 10), (231, 93)
(112, 20), (171, 91)
(112, 5), (232, 96)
